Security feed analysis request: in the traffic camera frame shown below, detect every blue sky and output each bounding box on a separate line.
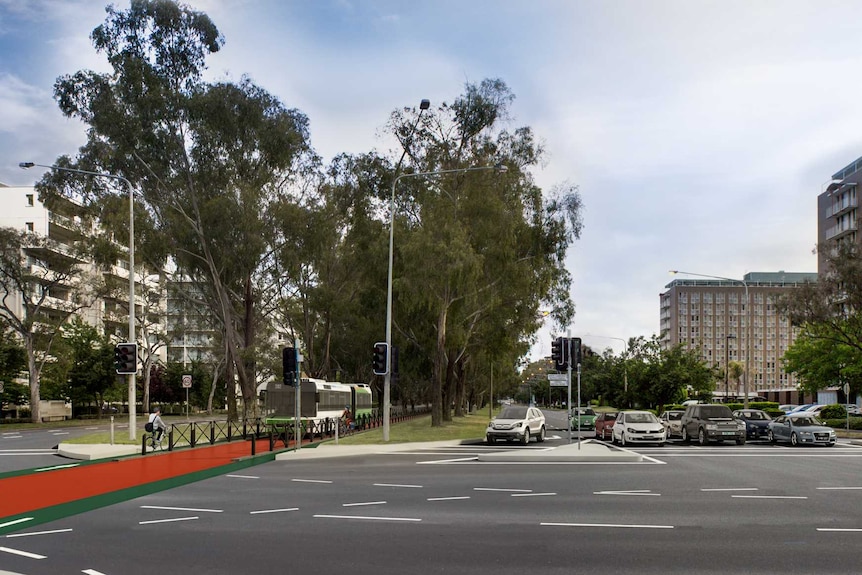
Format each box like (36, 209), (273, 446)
(3, 0), (862, 361)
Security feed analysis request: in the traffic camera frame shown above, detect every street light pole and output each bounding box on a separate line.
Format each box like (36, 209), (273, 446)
(583, 334), (628, 393)
(20, 162), (138, 439)
(725, 334), (736, 402)
(670, 270), (751, 408)
(383, 162), (507, 441)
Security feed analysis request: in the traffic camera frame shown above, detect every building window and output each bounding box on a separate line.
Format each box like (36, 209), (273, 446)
(26, 194), (34, 206)
(25, 222), (34, 232)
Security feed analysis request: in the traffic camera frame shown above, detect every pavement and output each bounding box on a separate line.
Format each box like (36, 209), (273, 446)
(57, 442), (144, 460)
(275, 438), (643, 462)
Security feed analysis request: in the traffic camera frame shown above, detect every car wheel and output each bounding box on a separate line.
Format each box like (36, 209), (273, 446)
(486, 435), (495, 445)
(620, 433), (626, 447)
(768, 430), (776, 444)
(536, 426), (546, 443)
(681, 427), (690, 443)
(522, 428), (530, 445)
(736, 437), (746, 445)
(790, 432), (799, 447)
(698, 428), (708, 446)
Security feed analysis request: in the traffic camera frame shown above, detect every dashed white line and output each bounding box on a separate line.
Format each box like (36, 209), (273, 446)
(474, 487), (532, 493)
(702, 487), (758, 492)
(291, 478), (333, 484)
(0, 518), (33, 529)
(140, 505), (223, 513)
(343, 501), (387, 507)
(5, 528), (73, 538)
(817, 528), (862, 532)
(512, 492), (556, 497)
(0, 546), (46, 558)
(817, 487), (862, 490)
(374, 483), (423, 488)
(731, 495), (808, 500)
(594, 490), (660, 496)
(427, 496), (470, 501)
(250, 508), (299, 515)
(314, 515), (421, 522)
(226, 474), (259, 479)
(139, 516), (199, 525)
(542, 522), (673, 529)
(83, 569), (108, 575)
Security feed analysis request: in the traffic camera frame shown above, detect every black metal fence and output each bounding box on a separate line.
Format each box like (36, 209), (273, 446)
(142, 405), (431, 455)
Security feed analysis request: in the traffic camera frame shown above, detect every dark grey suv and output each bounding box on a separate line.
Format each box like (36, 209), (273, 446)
(681, 404), (745, 445)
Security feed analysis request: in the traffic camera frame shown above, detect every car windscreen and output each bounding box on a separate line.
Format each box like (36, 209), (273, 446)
(666, 412), (682, 420)
(790, 416), (820, 427)
(499, 407), (527, 419)
(626, 412), (656, 423)
(701, 406), (732, 419)
(745, 411), (769, 420)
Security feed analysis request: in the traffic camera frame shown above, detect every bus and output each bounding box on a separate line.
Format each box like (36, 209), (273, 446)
(264, 378), (374, 430)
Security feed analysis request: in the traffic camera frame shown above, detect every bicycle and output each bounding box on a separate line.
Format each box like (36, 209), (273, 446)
(147, 430), (166, 452)
(337, 419), (355, 437)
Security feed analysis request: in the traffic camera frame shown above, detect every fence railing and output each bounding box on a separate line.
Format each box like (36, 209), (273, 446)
(141, 405), (431, 456)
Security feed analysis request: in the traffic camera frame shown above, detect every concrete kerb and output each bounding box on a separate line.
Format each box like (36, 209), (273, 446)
(275, 438), (642, 462)
(57, 443), (140, 460)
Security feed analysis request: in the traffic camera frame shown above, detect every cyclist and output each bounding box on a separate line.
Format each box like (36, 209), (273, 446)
(341, 405), (354, 433)
(147, 407), (167, 444)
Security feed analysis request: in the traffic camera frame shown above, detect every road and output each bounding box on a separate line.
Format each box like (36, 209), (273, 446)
(3, 438), (862, 574)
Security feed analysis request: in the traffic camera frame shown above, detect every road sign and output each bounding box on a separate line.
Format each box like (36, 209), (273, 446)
(182, 374), (192, 388)
(548, 373), (567, 387)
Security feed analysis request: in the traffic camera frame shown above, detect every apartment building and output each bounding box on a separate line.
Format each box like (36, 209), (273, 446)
(0, 183), (164, 359)
(660, 272), (816, 403)
(818, 155), (860, 272)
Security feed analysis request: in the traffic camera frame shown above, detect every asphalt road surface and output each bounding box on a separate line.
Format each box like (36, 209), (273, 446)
(3, 439), (862, 575)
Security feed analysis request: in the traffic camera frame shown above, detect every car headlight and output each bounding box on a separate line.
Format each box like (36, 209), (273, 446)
(627, 427), (638, 433)
(513, 422), (522, 428)
(799, 431), (813, 437)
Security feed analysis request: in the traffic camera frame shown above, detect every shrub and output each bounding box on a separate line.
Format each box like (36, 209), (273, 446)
(820, 404), (847, 419)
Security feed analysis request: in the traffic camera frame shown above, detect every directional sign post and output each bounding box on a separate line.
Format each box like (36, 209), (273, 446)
(547, 374), (567, 387)
(182, 374), (192, 420)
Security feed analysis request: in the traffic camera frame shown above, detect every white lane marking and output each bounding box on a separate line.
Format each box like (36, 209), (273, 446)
(817, 528), (862, 532)
(731, 495), (808, 500)
(84, 427), (100, 430)
(139, 516), (199, 525)
(291, 478), (333, 484)
(817, 487), (862, 490)
(250, 508), (299, 515)
(417, 456), (479, 464)
(594, 490), (660, 496)
(83, 569), (108, 575)
(0, 546), (46, 559)
(542, 522), (673, 529)
(512, 492), (556, 497)
(0, 435), (22, 439)
(34, 463), (79, 472)
(428, 496), (470, 501)
(226, 474), (259, 479)
(0, 518), (33, 529)
(0, 450), (57, 456)
(702, 487), (759, 492)
(51, 432), (70, 436)
(140, 505), (223, 513)
(474, 487), (532, 493)
(343, 501), (387, 507)
(374, 483), (423, 488)
(314, 515), (421, 522)
(5, 528), (73, 538)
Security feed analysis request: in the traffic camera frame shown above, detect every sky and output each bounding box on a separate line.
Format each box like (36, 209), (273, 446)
(2, 0), (862, 361)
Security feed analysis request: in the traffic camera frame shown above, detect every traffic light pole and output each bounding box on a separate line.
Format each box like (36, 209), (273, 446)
(567, 331), (572, 445)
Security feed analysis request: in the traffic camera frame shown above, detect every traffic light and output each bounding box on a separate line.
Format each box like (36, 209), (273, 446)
(372, 342), (389, 375)
(282, 346), (297, 385)
(570, 337), (582, 366)
(114, 343), (137, 375)
(552, 336), (569, 371)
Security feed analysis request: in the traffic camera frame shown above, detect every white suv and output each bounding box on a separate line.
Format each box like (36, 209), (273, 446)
(486, 406), (546, 445)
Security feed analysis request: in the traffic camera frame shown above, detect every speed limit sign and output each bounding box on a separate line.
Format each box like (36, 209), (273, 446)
(182, 374), (192, 388)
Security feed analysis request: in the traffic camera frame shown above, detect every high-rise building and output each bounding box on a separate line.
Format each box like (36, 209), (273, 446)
(660, 272), (816, 403)
(817, 156), (860, 272)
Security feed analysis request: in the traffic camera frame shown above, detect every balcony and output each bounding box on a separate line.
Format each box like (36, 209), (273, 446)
(825, 221), (858, 240)
(826, 197), (858, 218)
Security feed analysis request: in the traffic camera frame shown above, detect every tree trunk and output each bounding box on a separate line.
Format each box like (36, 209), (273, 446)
(26, 335), (41, 423)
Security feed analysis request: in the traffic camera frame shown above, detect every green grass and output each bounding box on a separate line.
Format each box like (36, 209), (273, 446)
(328, 412), (494, 445)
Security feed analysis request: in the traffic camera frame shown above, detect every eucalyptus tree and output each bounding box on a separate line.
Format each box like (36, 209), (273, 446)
(0, 228), (103, 422)
(390, 79), (583, 426)
(39, 1), (316, 419)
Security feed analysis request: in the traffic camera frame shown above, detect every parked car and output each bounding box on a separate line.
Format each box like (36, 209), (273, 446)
(844, 404), (862, 416)
(767, 414), (836, 447)
(778, 404), (798, 413)
(571, 407), (598, 433)
(787, 403), (817, 414)
(612, 411), (666, 446)
(680, 403), (746, 445)
(486, 405), (546, 445)
(732, 409), (772, 441)
(594, 411), (618, 440)
(659, 409), (685, 439)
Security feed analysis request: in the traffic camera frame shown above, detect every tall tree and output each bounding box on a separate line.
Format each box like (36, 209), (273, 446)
(63, 317), (118, 416)
(43, 0), (316, 419)
(0, 228), (101, 422)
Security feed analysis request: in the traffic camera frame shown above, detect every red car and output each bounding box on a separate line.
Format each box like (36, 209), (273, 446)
(594, 411), (618, 441)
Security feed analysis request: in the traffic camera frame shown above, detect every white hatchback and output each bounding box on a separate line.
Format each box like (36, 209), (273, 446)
(486, 405), (546, 445)
(612, 411), (667, 447)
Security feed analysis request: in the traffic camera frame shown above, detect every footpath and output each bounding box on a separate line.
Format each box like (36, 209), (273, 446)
(0, 437), (637, 536)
